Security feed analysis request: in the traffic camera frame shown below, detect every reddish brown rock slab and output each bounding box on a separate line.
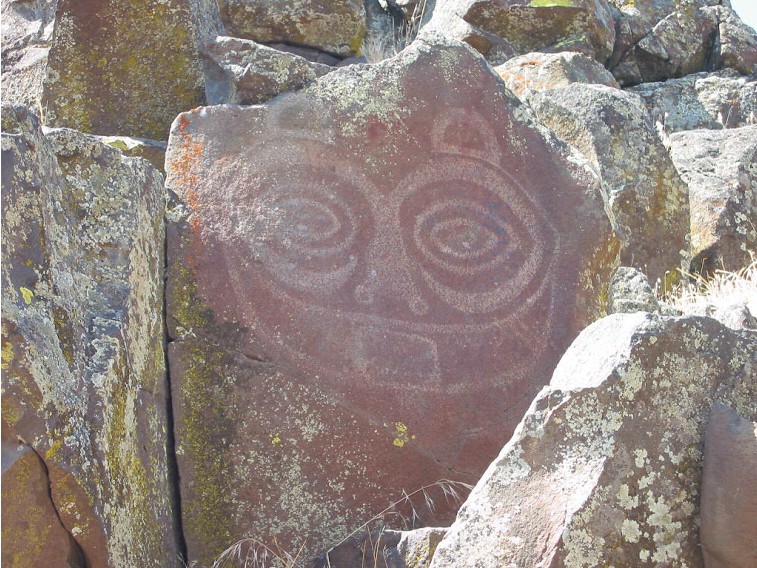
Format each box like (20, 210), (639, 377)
(41, 0), (222, 139)
(165, 36), (618, 563)
(700, 403), (757, 568)
(1, 425), (85, 568)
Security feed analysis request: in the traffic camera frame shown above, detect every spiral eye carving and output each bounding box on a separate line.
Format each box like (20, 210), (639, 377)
(400, 157), (555, 314)
(248, 173), (366, 295)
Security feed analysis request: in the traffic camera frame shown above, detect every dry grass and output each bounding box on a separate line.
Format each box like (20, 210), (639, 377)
(192, 478), (472, 568)
(362, 0), (428, 63)
(659, 255), (757, 317)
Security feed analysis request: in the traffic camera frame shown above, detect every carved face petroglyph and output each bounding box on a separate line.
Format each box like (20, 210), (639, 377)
(220, 110), (560, 394)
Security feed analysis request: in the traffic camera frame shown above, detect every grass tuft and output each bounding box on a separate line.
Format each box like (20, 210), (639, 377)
(658, 254), (757, 318)
(362, 0), (428, 63)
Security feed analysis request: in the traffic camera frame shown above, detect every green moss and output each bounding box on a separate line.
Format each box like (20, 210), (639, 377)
(171, 252), (235, 564)
(529, 0), (575, 6)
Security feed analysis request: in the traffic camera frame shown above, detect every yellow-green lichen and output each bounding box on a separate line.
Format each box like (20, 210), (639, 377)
(19, 287), (34, 305)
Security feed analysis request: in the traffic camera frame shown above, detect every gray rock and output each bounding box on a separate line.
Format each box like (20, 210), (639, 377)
(41, 0), (223, 139)
(1, 105), (177, 567)
(430, 312), (757, 567)
(396, 527), (448, 567)
(700, 403), (757, 568)
(202, 36), (331, 105)
(630, 70), (757, 133)
(494, 51), (619, 98)
(608, 266), (660, 314)
(528, 83), (690, 287)
(95, 135), (167, 174)
(668, 126), (757, 275)
(216, 0), (366, 57)
(714, 5), (757, 76)
(421, 0), (616, 65)
(1, 0), (56, 108)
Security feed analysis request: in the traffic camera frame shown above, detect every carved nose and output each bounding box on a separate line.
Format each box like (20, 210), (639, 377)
(353, 227), (428, 315)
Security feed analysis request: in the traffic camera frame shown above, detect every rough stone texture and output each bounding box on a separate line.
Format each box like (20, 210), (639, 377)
(714, 5), (757, 76)
(630, 70), (757, 133)
(1, 105), (177, 567)
(668, 126), (757, 275)
(700, 403), (757, 568)
(608, 266), (660, 314)
(1, 429), (86, 568)
(41, 0), (223, 140)
(430, 312), (757, 568)
(396, 527), (448, 567)
(311, 527), (447, 567)
(528, 83), (690, 287)
(607, 2), (757, 86)
(165, 36), (618, 564)
(0, 0), (56, 108)
(95, 136), (167, 174)
(495, 51), (619, 98)
(422, 0), (616, 65)
(203, 35), (331, 105)
(216, 0), (366, 57)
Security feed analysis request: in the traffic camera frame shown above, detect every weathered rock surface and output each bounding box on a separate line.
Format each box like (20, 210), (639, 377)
(528, 83), (690, 286)
(203, 35), (331, 105)
(1, 0), (56, 109)
(630, 70), (757, 133)
(607, 1), (757, 86)
(422, 0), (616, 65)
(216, 0), (366, 57)
(41, 0), (223, 139)
(430, 312), (757, 567)
(95, 136), (167, 174)
(1, 430), (86, 568)
(495, 51), (619, 97)
(668, 126), (757, 274)
(1, 105), (177, 566)
(608, 266), (660, 314)
(312, 527), (448, 568)
(165, 36), (618, 563)
(700, 403), (757, 568)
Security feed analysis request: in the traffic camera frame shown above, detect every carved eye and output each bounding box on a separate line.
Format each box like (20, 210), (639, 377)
(247, 171), (364, 294)
(399, 157), (556, 314)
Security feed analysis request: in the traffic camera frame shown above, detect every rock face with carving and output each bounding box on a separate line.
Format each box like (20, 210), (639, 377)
(165, 36), (617, 562)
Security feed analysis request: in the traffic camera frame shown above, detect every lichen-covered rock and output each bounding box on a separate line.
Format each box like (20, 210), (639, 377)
(607, 1), (757, 86)
(396, 527), (448, 568)
(495, 51), (619, 97)
(668, 126), (757, 274)
(422, 0), (616, 65)
(203, 35), (331, 105)
(430, 312), (757, 567)
(608, 266), (660, 314)
(216, 0), (366, 57)
(700, 403), (757, 568)
(41, 0), (223, 140)
(714, 5), (757, 76)
(630, 70), (757, 133)
(1, 429), (86, 568)
(528, 83), (690, 287)
(165, 35), (618, 564)
(1, 105), (178, 567)
(1, 0), (56, 108)
(95, 135), (167, 174)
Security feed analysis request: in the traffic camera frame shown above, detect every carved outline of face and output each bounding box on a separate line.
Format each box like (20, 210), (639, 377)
(219, 110), (561, 391)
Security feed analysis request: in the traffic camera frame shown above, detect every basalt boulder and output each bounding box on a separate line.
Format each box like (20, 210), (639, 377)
(668, 126), (757, 274)
(630, 70), (757, 133)
(422, 0), (616, 65)
(1, 105), (177, 567)
(216, 0), (366, 58)
(41, 0), (223, 139)
(430, 312), (757, 567)
(165, 35), (618, 564)
(528, 83), (690, 287)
